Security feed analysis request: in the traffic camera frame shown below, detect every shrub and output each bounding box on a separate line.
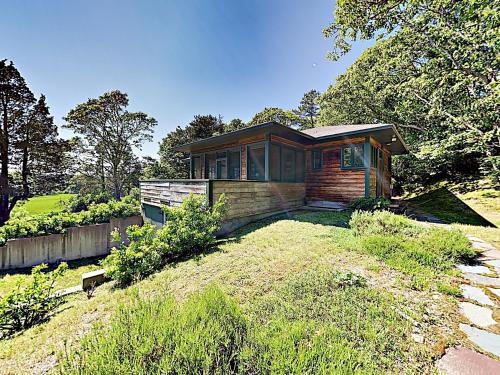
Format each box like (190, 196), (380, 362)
(160, 193), (228, 257)
(66, 192), (113, 213)
(349, 210), (423, 237)
(101, 224), (162, 285)
(0, 198), (140, 246)
(349, 197), (391, 211)
(0, 262), (67, 338)
(62, 285), (247, 374)
(102, 194), (227, 285)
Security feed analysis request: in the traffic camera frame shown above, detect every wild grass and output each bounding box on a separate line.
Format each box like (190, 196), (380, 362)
(0, 211), (459, 373)
(11, 194), (75, 216)
(63, 269), (432, 374)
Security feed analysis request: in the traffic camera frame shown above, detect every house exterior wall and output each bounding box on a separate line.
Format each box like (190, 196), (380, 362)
(305, 138), (366, 202)
(211, 180), (305, 221)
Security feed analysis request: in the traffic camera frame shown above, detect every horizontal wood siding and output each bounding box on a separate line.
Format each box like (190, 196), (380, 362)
(211, 181), (305, 220)
(140, 180), (208, 207)
(305, 147), (365, 202)
(306, 137), (365, 150)
(241, 146), (247, 180)
(270, 135), (304, 149)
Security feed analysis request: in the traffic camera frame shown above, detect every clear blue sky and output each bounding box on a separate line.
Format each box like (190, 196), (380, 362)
(2, 0), (373, 156)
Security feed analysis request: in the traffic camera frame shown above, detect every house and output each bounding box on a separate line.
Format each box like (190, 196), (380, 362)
(140, 122), (408, 232)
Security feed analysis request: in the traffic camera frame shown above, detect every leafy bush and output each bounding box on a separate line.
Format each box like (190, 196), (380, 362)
(101, 224), (162, 285)
(102, 194), (227, 285)
(66, 192), (113, 213)
(349, 197), (391, 211)
(62, 285), (247, 374)
(0, 199), (140, 246)
(0, 262), (67, 338)
(349, 210), (423, 237)
(160, 193), (228, 257)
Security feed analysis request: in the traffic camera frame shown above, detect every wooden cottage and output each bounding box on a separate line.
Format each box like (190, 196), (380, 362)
(140, 122), (408, 232)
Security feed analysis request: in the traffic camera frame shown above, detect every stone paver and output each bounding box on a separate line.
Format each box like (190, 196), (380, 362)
(460, 324), (500, 357)
(481, 250), (500, 260)
(459, 302), (496, 328)
(437, 346), (500, 375)
(463, 273), (500, 287)
(485, 260), (500, 268)
(488, 288), (500, 298)
(461, 285), (495, 306)
(457, 265), (491, 274)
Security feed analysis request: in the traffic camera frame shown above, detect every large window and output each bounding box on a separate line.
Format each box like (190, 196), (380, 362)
(341, 144), (364, 169)
(205, 153), (216, 179)
(269, 143), (304, 182)
(191, 155), (203, 179)
(227, 150), (241, 180)
(270, 143), (281, 181)
(247, 145), (266, 180)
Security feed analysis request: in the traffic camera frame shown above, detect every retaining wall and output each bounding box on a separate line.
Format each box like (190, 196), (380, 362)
(0, 216), (142, 270)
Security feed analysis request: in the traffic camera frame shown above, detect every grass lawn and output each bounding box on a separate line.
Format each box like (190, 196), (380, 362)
(0, 211), (467, 374)
(405, 181), (500, 248)
(11, 193), (75, 216)
(0, 257), (102, 297)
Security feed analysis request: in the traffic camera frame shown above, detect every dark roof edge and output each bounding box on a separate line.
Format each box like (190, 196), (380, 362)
(175, 121), (314, 151)
(314, 124), (409, 153)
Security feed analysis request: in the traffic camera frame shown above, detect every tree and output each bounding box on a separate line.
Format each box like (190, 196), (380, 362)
(223, 118), (247, 133)
(295, 90), (320, 129)
(13, 94), (71, 196)
(64, 91), (157, 199)
(323, 0), (499, 181)
(249, 107), (304, 128)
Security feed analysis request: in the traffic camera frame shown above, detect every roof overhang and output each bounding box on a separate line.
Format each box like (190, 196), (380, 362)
(175, 122), (409, 155)
(176, 122), (314, 153)
(313, 124), (409, 155)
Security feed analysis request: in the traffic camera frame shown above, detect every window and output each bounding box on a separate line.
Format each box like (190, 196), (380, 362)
(270, 143), (281, 181)
(282, 146), (296, 182)
(312, 150), (322, 170)
(296, 150), (304, 182)
(341, 144), (364, 169)
(227, 150), (241, 180)
(216, 152), (227, 179)
(342, 147), (352, 168)
(205, 153), (216, 179)
(247, 145), (266, 180)
(191, 155), (202, 179)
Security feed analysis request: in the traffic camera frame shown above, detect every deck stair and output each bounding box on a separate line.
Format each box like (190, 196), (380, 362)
(305, 200), (348, 211)
(388, 199), (407, 214)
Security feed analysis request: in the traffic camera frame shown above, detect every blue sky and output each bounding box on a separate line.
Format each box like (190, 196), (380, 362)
(2, 0), (373, 156)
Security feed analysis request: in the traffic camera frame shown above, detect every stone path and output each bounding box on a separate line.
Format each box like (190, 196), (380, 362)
(438, 235), (500, 373)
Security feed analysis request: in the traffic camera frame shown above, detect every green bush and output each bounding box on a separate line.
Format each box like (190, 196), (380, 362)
(349, 197), (391, 211)
(66, 192), (113, 213)
(101, 224), (162, 285)
(0, 262), (67, 338)
(349, 210), (423, 237)
(160, 193), (228, 257)
(62, 285), (247, 374)
(0, 198), (140, 246)
(102, 194), (227, 285)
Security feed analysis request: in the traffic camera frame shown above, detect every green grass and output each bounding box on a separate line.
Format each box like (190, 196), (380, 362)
(12, 193), (75, 216)
(0, 258), (102, 297)
(0, 211), (464, 373)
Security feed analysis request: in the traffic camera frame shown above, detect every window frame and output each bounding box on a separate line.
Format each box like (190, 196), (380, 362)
(269, 142), (305, 183)
(312, 149), (323, 171)
(341, 144), (365, 170)
(246, 142), (268, 181)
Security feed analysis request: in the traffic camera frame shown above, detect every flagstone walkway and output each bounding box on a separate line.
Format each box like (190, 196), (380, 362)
(437, 235), (500, 374)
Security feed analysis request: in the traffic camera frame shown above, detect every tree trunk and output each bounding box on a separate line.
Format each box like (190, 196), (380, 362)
(21, 146), (30, 198)
(0, 102), (10, 225)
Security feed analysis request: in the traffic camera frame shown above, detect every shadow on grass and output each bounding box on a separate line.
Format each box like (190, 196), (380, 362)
(0, 255), (104, 280)
(407, 187), (496, 227)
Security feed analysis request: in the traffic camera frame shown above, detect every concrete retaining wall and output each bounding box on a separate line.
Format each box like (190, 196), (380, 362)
(0, 216), (143, 270)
